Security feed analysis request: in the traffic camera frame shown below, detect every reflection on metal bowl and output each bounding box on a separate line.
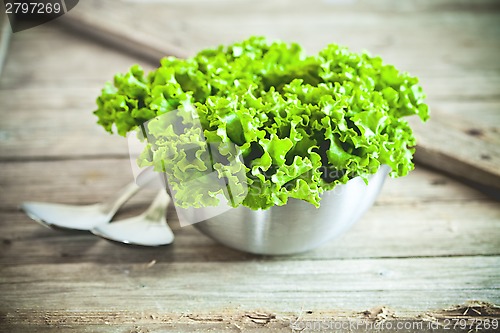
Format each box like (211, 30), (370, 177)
(193, 165), (391, 255)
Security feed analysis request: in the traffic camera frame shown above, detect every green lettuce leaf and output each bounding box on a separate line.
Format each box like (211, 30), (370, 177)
(94, 36), (429, 210)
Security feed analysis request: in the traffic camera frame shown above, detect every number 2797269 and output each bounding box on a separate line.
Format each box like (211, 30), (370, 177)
(5, 2), (62, 14)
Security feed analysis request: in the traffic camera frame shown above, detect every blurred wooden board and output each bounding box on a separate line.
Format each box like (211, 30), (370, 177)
(58, 1), (188, 62)
(410, 113), (500, 191)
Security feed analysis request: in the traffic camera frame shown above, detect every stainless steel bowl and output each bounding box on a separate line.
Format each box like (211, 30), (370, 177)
(193, 165), (390, 255)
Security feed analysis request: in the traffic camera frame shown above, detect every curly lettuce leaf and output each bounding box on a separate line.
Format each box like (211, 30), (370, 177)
(94, 36), (429, 210)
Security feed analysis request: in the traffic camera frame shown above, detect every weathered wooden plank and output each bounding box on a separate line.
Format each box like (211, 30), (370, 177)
(1, 159), (498, 263)
(2, 39), (498, 92)
(0, 257), (498, 315)
(59, 2), (189, 62)
(0, 25), (148, 157)
(0, 99), (130, 159)
(1, 198), (499, 265)
(3, 0), (499, 80)
(422, 77), (500, 101)
(1, 88), (499, 159)
(410, 113), (500, 191)
(0, 159), (152, 209)
(0, 23), (155, 89)
(57, 0), (500, 71)
(0, 159), (492, 210)
(428, 100), (500, 131)
(0, 95), (500, 161)
(0, 0), (494, 86)
(2, 301), (499, 333)
(1, 302), (500, 333)
(67, 1), (498, 88)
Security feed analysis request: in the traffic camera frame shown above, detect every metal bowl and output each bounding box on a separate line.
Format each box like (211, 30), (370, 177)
(193, 165), (390, 255)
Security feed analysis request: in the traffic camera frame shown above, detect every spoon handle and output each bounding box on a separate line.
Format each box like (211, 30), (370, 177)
(143, 190), (171, 222)
(99, 181), (141, 217)
(100, 166), (165, 217)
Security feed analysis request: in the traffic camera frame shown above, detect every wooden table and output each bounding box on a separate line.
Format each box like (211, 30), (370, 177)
(1, 1), (499, 332)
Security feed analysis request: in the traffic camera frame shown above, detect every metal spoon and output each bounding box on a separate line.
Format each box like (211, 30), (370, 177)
(21, 181), (141, 231)
(91, 190), (174, 246)
(21, 167), (161, 231)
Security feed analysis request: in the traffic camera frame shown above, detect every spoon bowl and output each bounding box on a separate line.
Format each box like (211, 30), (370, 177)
(21, 202), (113, 231)
(21, 182), (141, 231)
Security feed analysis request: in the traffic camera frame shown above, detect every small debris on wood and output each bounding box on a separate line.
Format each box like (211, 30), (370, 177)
(417, 313), (439, 323)
(465, 128), (483, 137)
(431, 178), (447, 186)
(437, 301), (500, 318)
(361, 306), (396, 322)
(145, 260), (156, 269)
(481, 154), (491, 160)
(187, 314), (224, 322)
(129, 326), (150, 333)
(245, 312), (276, 324)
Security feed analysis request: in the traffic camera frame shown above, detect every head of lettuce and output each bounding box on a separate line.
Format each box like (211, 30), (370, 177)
(93, 37), (429, 210)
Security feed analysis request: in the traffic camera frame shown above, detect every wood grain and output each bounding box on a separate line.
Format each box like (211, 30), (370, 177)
(0, 158), (492, 208)
(1, 200), (499, 265)
(1, 258), (498, 314)
(0, 0), (499, 331)
(0, 10), (11, 78)
(410, 115), (500, 190)
(59, 4), (189, 62)
(58, 0), (500, 66)
(2, 311), (500, 333)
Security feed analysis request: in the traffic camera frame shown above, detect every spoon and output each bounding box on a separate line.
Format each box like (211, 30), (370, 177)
(21, 181), (141, 231)
(21, 167), (161, 231)
(91, 190), (174, 246)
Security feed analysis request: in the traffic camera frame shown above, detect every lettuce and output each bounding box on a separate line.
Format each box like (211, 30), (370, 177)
(94, 37), (429, 210)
